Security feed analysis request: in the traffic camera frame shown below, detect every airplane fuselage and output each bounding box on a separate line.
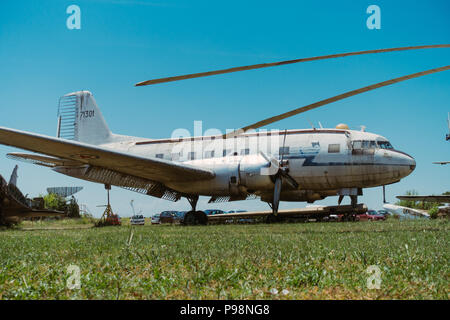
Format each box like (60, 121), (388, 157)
(54, 128), (416, 203)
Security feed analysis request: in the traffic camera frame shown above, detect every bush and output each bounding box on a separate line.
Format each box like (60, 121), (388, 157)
(429, 205), (439, 219)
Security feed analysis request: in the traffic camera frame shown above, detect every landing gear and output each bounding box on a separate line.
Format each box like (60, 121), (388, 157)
(265, 214), (283, 224)
(182, 196), (207, 226)
(351, 195), (357, 208)
(266, 202), (284, 223)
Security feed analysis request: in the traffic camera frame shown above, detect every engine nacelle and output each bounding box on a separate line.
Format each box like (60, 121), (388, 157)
(238, 154), (274, 192)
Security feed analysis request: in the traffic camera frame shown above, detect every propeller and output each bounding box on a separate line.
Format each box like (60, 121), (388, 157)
(135, 44), (450, 86)
(262, 130), (299, 215)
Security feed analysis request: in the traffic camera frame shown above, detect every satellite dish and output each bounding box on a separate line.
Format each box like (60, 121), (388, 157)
(47, 186), (83, 198)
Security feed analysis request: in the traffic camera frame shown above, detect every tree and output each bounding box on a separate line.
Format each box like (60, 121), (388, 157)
(43, 193), (67, 211)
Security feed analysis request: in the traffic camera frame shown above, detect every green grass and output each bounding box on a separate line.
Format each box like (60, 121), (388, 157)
(0, 219), (448, 299)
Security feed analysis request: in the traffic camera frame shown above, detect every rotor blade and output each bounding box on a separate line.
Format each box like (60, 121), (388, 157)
(135, 44), (450, 86)
(226, 65), (450, 136)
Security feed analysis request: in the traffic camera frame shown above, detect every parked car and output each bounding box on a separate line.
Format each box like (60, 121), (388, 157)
(377, 210), (390, 216)
(226, 210), (248, 214)
(151, 213), (160, 224)
(105, 214), (121, 226)
(204, 209), (224, 216)
(359, 210), (386, 221)
(175, 211), (187, 222)
(159, 211), (179, 223)
(130, 214), (145, 225)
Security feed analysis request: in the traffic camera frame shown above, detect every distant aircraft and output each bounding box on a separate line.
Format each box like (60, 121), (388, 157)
(0, 44), (449, 225)
(433, 113), (450, 165)
(382, 203), (430, 219)
(0, 166), (64, 225)
(446, 112), (450, 141)
(396, 194), (450, 218)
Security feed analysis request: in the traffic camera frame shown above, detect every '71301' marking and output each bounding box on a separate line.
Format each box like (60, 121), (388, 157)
(80, 110), (95, 119)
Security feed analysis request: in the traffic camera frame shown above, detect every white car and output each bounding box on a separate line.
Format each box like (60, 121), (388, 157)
(130, 215), (145, 225)
(151, 213), (160, 224)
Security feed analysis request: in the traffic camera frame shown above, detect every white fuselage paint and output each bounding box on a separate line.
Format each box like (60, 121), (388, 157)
(57, 128), (416, 203)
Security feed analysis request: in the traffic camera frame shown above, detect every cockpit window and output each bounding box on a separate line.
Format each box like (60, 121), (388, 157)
(377, 141), (394, 149)
(352, 140), (389, 150)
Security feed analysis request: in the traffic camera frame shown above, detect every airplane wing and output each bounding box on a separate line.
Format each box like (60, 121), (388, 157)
(0, 127), (215, 184)
(432, 161), (449, 165)
(396, 195), (450, 203)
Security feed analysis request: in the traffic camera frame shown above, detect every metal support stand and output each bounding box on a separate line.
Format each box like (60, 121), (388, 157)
(95, 184), (117, 227)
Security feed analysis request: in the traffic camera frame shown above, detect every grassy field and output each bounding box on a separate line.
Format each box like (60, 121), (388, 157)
(0, 218), (448, 299)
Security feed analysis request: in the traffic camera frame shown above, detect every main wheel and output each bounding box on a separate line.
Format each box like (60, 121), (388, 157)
(194, 211), (208, 225)
(182, 211), (197, 225)
(182, 211), (208, 225)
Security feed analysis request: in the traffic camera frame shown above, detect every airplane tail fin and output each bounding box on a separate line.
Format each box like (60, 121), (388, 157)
(9, 165), (18, 186)
(57, 91), (113, 145)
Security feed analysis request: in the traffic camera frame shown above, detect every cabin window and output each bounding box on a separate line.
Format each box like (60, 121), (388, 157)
(352, 140), (362, 149)
(240, 148), (250, 155)
(279, 146), (290, 155)
(205, 150), (215, 158)
(155, 153), (164, 159)
(223, 149), (231, 157)
(171, 152), (181, 161)
(188, 152), (196, 160)
(328, 144), (340, 153)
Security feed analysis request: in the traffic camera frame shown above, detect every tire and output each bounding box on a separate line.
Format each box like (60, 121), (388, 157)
(182, 211), (196, 225)
(194, 211), (208, 225)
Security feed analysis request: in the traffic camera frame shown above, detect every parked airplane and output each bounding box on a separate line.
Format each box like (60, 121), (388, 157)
(0, 45), (449, 225)
(0, 166), (64, 225)
(382, 203), (430, 219)
(396, 194), (450, 218)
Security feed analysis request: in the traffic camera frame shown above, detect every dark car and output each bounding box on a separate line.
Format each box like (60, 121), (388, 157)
(204, 209), (224, 216)
(159, 211), (178, 223)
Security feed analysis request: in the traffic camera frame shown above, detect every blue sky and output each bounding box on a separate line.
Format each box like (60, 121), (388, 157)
(0, 0), (449, 217)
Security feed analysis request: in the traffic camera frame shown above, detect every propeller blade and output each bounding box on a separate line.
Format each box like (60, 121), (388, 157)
(135, 44), (450, 86)
(280, 170), (299, 189)
(272, 176), (282, 216)
(225, 64), (450, 136)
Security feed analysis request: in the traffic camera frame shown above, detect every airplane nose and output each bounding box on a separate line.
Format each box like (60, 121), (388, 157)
(392, 150), (416, 175)
(409, 156), (416, 172)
